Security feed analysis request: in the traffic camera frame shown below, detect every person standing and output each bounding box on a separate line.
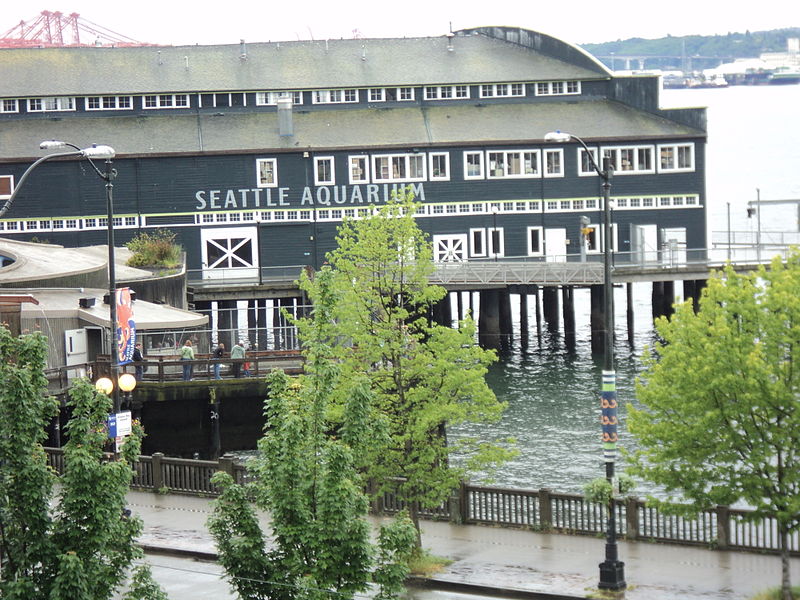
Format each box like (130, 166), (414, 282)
(213, 342), (225, 380)
(180, 339), (195, 381)
(132, 342), (144, 381)
(230, 341), (245, 378)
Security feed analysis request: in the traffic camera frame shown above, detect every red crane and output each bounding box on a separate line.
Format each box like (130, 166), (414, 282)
(0, 10), (148, 47)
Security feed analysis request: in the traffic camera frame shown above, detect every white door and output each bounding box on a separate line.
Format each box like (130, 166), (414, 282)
(544, 228), (567, 262)
(661, 227), (687, 266)
(201, 226), (259, 280)
(632, 224), (658, 265)
(65, 328), (88, 379)
(433, 234), (468, 262)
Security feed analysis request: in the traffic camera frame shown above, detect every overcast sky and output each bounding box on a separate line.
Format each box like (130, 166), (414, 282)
(4, 1), (798, 47)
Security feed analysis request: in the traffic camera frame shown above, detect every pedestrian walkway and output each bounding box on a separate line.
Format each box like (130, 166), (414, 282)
(128, 490), (798, 600)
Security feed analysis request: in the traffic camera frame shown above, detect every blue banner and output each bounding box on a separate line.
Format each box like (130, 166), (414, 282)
(116, 287), (135, 365)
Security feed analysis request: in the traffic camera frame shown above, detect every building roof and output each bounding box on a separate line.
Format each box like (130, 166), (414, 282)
(0, 30), (609, 97)
(0, 99), (704, 161)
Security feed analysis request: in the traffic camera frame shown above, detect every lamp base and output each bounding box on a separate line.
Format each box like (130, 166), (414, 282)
(598, 560), (626, 590)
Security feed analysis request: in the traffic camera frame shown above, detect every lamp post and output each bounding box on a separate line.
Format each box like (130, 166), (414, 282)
(545, 130), (625, 591)
(2, 141), (120, 412)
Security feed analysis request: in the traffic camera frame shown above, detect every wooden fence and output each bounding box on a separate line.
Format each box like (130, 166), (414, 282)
(43, 448), (797, 556)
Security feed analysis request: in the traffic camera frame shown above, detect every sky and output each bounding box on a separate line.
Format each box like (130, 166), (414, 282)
(3, 1), (798, 47)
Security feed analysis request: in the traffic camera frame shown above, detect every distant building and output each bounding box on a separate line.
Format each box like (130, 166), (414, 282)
(0, 26), (707, 279)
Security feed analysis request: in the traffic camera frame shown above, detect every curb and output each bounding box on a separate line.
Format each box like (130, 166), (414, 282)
(140, 543), (589, 600)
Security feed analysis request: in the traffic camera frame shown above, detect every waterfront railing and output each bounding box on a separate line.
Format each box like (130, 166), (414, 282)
(43, 448), (798, 556)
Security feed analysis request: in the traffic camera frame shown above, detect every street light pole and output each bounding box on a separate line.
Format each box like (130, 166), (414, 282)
(2, 141), (119, 411)
(545, 130), (625, 591)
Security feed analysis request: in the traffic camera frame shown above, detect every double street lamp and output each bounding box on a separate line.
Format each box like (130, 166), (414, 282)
(544, 130), (625, 591)
(2, 141), (122, 413)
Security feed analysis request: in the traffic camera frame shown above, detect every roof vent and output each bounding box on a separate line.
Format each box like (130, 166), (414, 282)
(447, 32), (454, 52)
(240, 39), (247, 60)
(278, 97), (293, 137)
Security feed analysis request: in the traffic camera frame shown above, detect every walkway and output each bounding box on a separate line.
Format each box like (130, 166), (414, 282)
(128, 490), (798, 600)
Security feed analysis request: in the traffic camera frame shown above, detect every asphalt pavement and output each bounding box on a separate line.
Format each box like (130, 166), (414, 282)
(126, 489), (799, 600)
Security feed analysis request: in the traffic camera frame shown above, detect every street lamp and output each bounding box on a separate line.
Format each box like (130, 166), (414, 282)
(545, 130), (625, 591)
(2, 141), (120, 412)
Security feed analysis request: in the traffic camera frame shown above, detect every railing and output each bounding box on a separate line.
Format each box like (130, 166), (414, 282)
(43, 448), (799, 556)
(186, 265), (308, 288)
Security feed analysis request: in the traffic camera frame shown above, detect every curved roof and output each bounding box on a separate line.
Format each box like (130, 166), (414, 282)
(0, 27), (609, 97)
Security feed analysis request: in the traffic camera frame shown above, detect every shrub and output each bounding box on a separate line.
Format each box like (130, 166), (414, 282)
(126, 229), (182, 268)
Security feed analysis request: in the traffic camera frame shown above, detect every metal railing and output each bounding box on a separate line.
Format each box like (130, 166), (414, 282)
(42, 448), (799, 556)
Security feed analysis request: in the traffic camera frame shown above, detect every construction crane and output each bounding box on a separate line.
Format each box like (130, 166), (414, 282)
(0, 10), (148, 48)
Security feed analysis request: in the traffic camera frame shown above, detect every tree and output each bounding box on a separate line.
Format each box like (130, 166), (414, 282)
(300, 188), (514, 541)
(208, 268), (416, 600)
(0, 326), (165, 599)
(628, 255), (800, 600)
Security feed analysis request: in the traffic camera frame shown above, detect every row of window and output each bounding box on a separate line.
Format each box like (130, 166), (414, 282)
(0, 80), (582, 114)
(254, 143), (696, 188)
(0, 195), (700, 233)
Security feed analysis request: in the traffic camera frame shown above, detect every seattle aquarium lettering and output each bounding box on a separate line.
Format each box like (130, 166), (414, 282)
(195, 183), (425, 210)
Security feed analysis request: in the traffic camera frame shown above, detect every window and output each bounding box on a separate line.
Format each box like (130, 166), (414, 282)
(372, 153), (426, 182)
(487, 150), (540, 178)
(658, 143), (695, 172)
(470, 228), (487, 257)
(313, 89), (358, 104)
(28, 97), (75, 112)
(348, 156), (369, 183)
(464, 152), (484, 179)
(314, 157), (335, 185)
(479, 83), (525, 98)
(0, 175), (13, 199)
(256, 158), (278, 187)
(582, 223), (601, 253)
(602, 145), (654, 174)
(544, 149), (563, 177)
(397, 87), (415, 101)
(424, 85), (469, 100)
(429, 153), (449, 180)
(534, 81), (581, 96)
(527, 227), (543, 255)
(143, 94), (189, 109)
(368, 88), (385, 102)
(1, 99), (19, 113)
(85, 96), (133, 110)
(489, 227), (504, 258)
(578, 148), (601, 176)
(256, 91), (303, 106)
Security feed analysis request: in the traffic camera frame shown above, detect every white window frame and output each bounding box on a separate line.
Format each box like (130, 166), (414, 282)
(372, 153), (426, 183)
(489, 227), (505, 258)
(397, 87), (415, 101)
(348, 156), (369, 184)
(526, 226), (544, 256)
(602, 145), (655, 175)
(1, 99), (19, 113)
(313, 89), (359, 104)
(578, 147), (601, 176)
(657, 143), (695, 173)
(429, 152), (450, 181)
(479, 83), (525, 98)
(534, 81), (581, 96)
(470, 228), (487, 257)
(368, 88), (386, 102)
(28, 96), (76, 112)
(85, 95), (133, 111)
(314, 156), (335, 186)
(256, 158), (278, 188)
(544, 149), (564, 177)
(143, 94), (189, 109)
(486, 150), (541, 179)
(255, 91), (303, 106)
(424, 85), (469, 100)
(0, 175), (13, 199)
(464, 151), (484, 180)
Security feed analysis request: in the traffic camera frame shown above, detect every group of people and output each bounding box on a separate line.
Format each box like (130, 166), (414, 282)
(131, 339), (251, 382)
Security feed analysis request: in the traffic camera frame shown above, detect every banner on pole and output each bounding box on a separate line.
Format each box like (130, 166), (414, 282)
(116, 287), (135, 365)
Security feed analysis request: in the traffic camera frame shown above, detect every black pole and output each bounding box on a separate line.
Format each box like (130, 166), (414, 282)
(105, 158), (120, 414)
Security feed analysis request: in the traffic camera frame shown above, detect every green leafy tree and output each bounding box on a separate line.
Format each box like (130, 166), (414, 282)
(208, 268), (416, 600)
(628, 255), (800, 600)
(0, 326), (165, 599)
(301, 188), (514, 541)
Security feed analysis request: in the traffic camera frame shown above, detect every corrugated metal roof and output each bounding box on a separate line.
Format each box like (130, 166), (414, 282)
(0, 100), (705, 160)
(0, 33), (607, 97)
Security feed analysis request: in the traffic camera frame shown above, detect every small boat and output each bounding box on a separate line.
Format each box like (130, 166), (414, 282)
(769, 67), (800, 85)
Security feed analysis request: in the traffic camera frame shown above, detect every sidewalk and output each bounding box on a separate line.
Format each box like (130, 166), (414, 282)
(129, 490), (797, 600)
